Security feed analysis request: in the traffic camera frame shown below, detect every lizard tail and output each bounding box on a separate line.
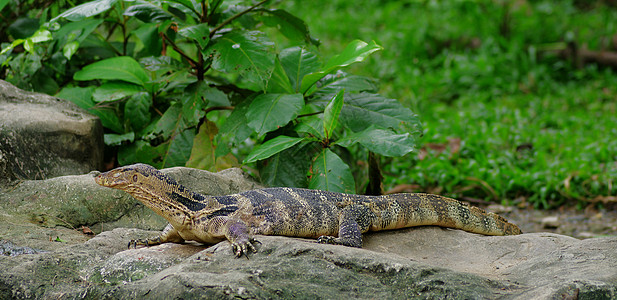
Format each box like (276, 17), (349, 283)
(374, 193), (522, 235)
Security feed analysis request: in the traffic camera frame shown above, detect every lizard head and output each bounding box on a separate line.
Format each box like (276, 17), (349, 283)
(95, 163), (158, 190)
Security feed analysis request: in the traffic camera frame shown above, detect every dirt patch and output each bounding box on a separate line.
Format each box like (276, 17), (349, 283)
(488, 204), (617, 239)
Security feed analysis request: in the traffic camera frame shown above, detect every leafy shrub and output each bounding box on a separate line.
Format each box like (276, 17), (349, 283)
(0, 0), (421, 193)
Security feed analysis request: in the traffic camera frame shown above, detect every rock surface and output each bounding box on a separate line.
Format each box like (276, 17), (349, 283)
(1, 167), (616, 299)
(0, 79), (103, 188)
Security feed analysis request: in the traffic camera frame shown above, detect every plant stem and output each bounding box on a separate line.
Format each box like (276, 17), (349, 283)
(209, 0), (269, 38)
(161, 34), (199, 68)
(201, 0), (208, 23)
(297, 111), (323, 118)
(205, 106), (234, 114)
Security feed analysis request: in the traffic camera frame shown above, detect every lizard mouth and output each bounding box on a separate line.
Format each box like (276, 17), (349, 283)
(94, 172), (124, 188)
(94, 174), (110, 186)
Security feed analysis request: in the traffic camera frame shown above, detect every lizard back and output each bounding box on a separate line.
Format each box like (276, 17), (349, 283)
(217, 187), (521, 238)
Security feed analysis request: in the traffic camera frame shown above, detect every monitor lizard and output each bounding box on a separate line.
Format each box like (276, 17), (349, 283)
(95, 163), (522, 257)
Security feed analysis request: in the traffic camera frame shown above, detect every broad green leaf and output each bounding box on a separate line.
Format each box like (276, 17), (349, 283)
(150, 69), (194, 94)
(0, 0), (10, 12)
(31, 69), (59, 94)
(140, 56), (183, 72)
(166, 3), (187, 19)
(13, 28), (51, 55)
(53, 18), (103, 49)
(136, 114), (160, 138)
(203, 87), (230, 106)
(340, 92), (422, 134)
(188, 122), (239, 171)
(309, 148), (355, 193)
(124, 3), (173, 22)
(50, 0), (118, 23)
(244, 135), (306, 164)
(214, 140), (231, 158)
(279, 47), (320, 92)
(294, 117), (323, 138)
(8, 18), (39, 39)
(257, 9), (319, 46)
(93, 82), (143, 102)
(300, 40), (382, 93)
(57, 86), (96, 109)
(310, 72), (377, 96)
(118, 140), (165, 169)
(167, 0), (197, 12)
(63, 31), (117, 58)
(104, 132), (135, 146)
(63, 41), (79, 60)
(154, 102), (187, 139)
(74, 56), (149, 86)
(94, 109), (124, 134)
(178, 24), (210, 49)
(260, 142), (315, 188)
(246, 93), (304, 136)
(125, 92), (152, 131)
(217, 98), (253, 145)
(206, 31), (275, 90)
(336, 127), (416, 157)
(324, 40), (383, 72)
(163, 128), (195, 167)
(56, 86), (124, 133)
(150, 100), (203, 168)
(323, 89), (344, 139)
(186, 121), (216, 170)
(267, 57), (294, 93)
(5, 28), (50, 56)
(181, 81), (208, 125)
(138, 103), (194, 168)
(0, 39), (23, 56)
(48, 53), (68, 74)
(134, 23), (163, 57)
(23, 39), (34, 53)
(29, 29), (52, 43)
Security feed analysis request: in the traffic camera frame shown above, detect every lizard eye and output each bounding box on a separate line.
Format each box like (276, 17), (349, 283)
(132, 175), (138, 182)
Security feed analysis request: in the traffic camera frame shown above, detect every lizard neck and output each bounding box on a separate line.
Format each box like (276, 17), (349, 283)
(121, 172), (218, 228)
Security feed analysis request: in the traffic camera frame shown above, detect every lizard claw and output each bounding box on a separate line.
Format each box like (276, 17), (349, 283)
(128, 239), (147, 249)
(231, 237), (259, 258)
(128, 237), (162, 249)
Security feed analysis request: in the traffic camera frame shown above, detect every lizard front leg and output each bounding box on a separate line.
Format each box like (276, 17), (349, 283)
(206, 216), (260, 257)
(128, 223), (185, 248)
(226, 221), (260, 257)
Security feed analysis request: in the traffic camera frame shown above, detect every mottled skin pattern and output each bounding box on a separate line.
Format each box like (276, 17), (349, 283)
(95, 164), (522, 257)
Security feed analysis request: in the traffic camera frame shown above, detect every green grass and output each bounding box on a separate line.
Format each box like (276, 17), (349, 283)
(284, 0), (617, 207)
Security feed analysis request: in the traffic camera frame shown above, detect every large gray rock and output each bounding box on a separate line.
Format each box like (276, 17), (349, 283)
(1, 167), (616, 299)
(0, 166), (261, 251)
(0, 79), (103, 187)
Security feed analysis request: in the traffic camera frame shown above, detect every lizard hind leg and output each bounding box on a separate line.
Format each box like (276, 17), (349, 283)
(317, 205), (372, 248)
(128, 223), (185, 248)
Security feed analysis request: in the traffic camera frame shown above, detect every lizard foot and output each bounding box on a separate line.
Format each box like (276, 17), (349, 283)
(317, 235), (337, 244)
(317, 235), (362, 248)
(128, 237), (162, 249)
(231, 237), (260, 258)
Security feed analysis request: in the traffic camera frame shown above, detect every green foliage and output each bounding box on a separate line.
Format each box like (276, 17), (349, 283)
(286, 0), (617, 207)
(0, 0), (421, 193)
